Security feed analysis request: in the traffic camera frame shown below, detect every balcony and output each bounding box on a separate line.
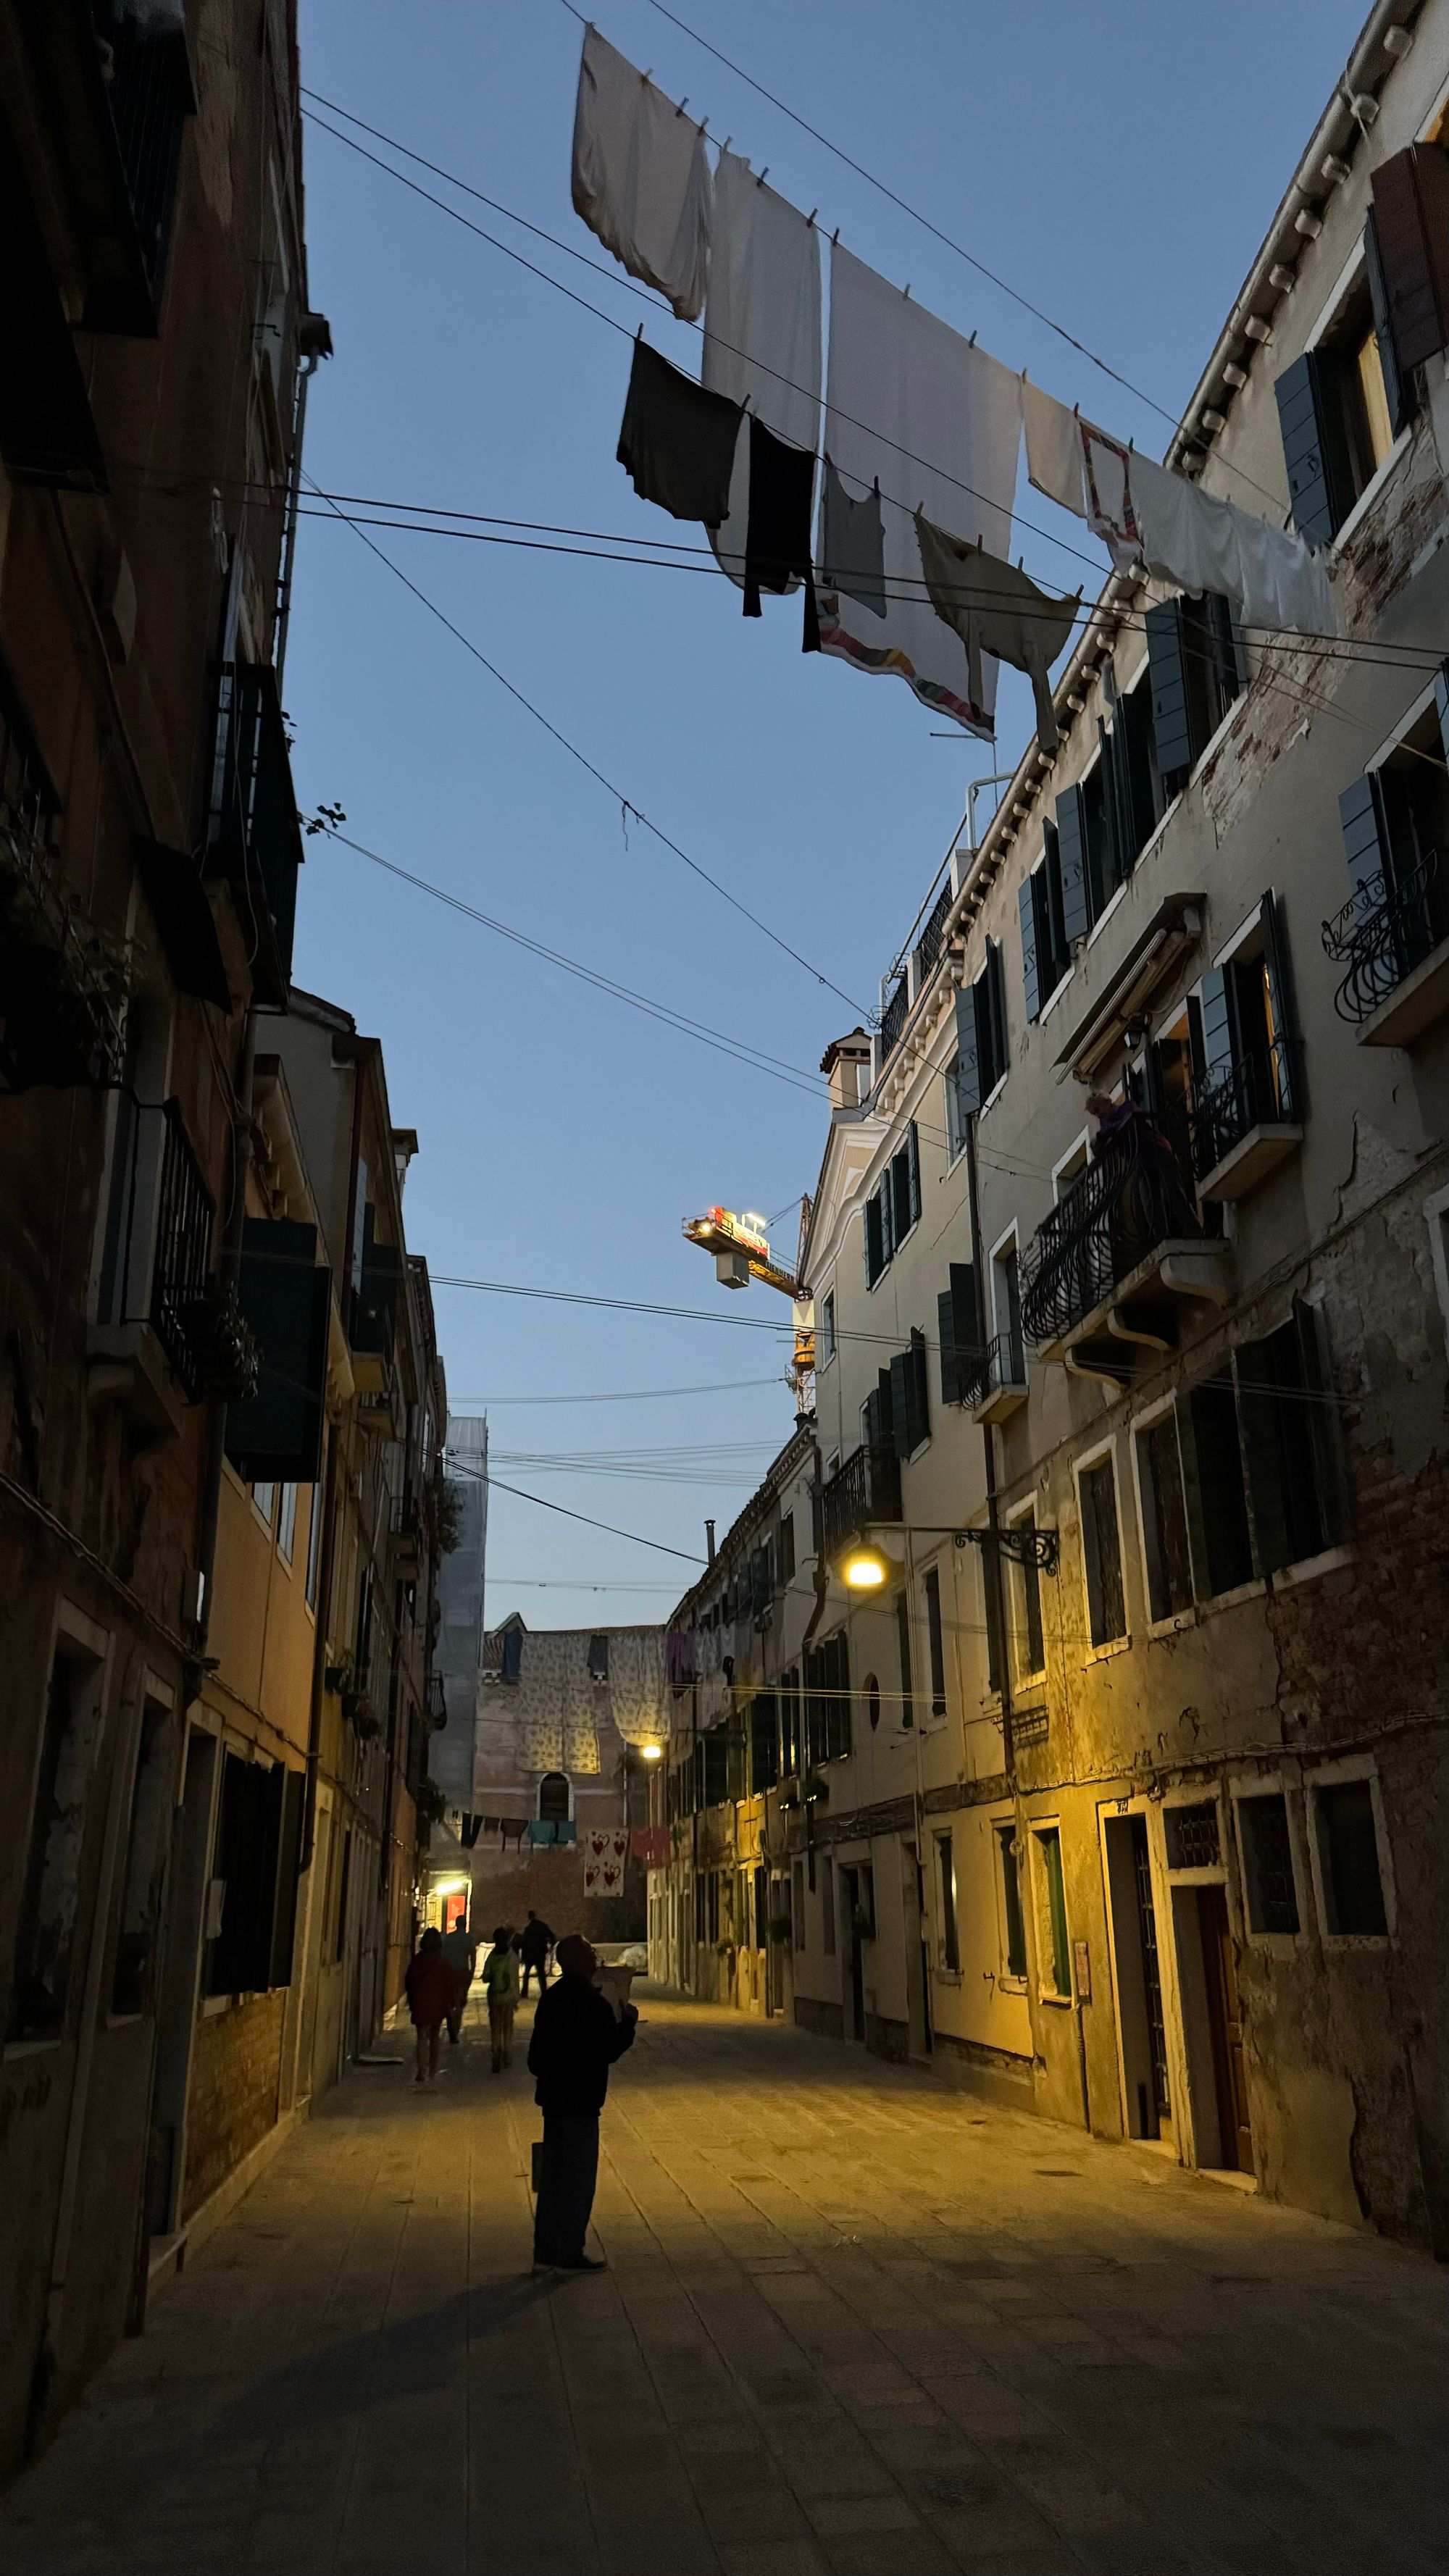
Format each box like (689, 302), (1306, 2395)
(0, 801), (129, 1092)
(90, 1100), (254, 1444)
(878, 973), (909, 1066)
(207, 661), (305, 1008)
(1190, 1037), (1302, 1203)
(1321, 854), (1449, 1048)
(964, 1331), (1029, 1424)
(821, 1441), (901, 1560)
(392, 1488), (422, 1579)
(1020, 1120), (1232, 1384)
(914, 874), (955, 984)
(425, 1672), (447, 1726)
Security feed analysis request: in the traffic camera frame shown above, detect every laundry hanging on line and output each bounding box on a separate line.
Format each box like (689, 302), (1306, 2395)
(815, 239), (1022, 736)
(914, 512), (1080, 755)
(629, 1825), (670, 1867)
(702, 150), (822, 590)
(570, 24), (713, 320)
(617, 336), (742, 526)
(1131, 453), (1336, 635)
(819, 460), (887, 619)
(1022, 377), (1086, 517)
(743, 417), (819, 635)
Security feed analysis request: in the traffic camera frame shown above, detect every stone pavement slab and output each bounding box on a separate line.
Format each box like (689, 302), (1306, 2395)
(1, 1992), (1447, 2575)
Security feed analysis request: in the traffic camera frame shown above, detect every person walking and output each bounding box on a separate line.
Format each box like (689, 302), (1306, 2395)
(481, 1925), (520, 2073)
(404, 1926), (453, 2086)
(528, 1934), (637, 2272)
(441, 1915), (477, 2046)
(517, 1910), (555, 1998)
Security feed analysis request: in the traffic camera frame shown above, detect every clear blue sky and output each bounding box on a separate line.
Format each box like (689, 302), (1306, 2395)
(287, 0), (1368, 1625)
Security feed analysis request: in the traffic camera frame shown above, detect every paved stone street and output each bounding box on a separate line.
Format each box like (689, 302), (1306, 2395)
(3, 1991), (1445, 2576)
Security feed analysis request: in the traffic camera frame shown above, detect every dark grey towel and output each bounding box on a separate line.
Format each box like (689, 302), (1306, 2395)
(617, 337), (743, 527)
(820, 458), (886, 617)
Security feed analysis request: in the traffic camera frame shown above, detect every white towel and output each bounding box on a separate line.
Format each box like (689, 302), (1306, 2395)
(1132, 455), (1337, 636)
(703, 151), (822, 588)
(817, 242), (1022, 735)
(1023, 379), (1085, 517)
(571, 25), (713, 322)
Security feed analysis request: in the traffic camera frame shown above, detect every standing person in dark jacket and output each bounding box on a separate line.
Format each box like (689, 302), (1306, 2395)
(404, 1927), (452, 2087)
(517, 1910), (554, 1998)
(527, 1934), (637, 2271)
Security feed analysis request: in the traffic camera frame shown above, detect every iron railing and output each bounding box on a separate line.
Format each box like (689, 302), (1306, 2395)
(914, 875), (955, 984)
(821, 1441), (901, 1558)
(425, 1672), (447, 1724)
(0, 800), (129, 1091)
(879, 973), (909, 1063)
(1020, 1121), (1200, 1349)
(959, 1329), (1026, 1410)
(149, 1101), (216, 1399)
(1189, 1034), (1298, 1181)
(1321, 853), (1449, 1024)
(99, 10), (193, 299)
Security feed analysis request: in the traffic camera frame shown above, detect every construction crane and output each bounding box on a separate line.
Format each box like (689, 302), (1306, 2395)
(682, 1203), (816, 1410)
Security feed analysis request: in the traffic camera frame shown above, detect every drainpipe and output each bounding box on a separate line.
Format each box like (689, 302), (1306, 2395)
(274, 316), (332, 696)
(27, 1652), (146, 2454)
(963, 1111), (1014, 1784)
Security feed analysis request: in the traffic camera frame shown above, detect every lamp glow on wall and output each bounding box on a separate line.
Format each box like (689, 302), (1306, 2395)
(839, 1539), (892, 1591)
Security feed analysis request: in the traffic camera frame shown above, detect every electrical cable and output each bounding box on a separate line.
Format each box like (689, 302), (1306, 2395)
(447, 1376), (786, 1403)
(454, 1462), (707, 1561)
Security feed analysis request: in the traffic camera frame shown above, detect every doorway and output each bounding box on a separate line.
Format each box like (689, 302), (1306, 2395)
(146, 1726), (219, 2240)
(1102, 1812), (1173, 2144)
(839, 1865), (865, 2042)
(1194, 1884), (1253, 2172)
(903, 1841), (931, 2057)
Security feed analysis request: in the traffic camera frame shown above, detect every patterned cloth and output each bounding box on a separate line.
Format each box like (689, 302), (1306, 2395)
(582, 1829), (630, 1899)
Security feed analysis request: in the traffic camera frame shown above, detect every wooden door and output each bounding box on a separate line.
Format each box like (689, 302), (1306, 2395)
(1198, 1885), (1253, 2173)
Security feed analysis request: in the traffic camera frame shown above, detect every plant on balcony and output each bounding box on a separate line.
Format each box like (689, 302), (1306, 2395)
(178, 1281), (260, 1402)
(0, 806), (134, 1088)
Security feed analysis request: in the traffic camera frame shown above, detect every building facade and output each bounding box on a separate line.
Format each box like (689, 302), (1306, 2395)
(657, 0), (1449, 2254)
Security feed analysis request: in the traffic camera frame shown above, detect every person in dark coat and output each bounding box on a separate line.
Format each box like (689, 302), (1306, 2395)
(517, 1910), (555, 1997)
(527, 1934), (637, 2270)
(404, 1926), (452, 2086)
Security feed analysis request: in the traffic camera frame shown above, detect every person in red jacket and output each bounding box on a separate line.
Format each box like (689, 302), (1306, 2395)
(404, 1927), (452, 2086)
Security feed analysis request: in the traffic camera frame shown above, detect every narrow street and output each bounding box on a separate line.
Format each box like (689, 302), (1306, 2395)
(3, 1994), (1443, 2576)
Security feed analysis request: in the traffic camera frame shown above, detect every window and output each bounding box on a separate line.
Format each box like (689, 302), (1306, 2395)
(777, 1510), (796, 1587)
(1136, 1411), (1195, 1623)
(889, 1328), (930, 1459)
(1020, 824), (1070, 1021)
(864, 1123), (920, 1289)
(779, 1668), (801, 1776)
(996, 1826), (1027, 1980)
(983, 1542), (1003, 1695)
(9, 1633), (108, 2043)
(938, 1261), (982, 1408)
(1175, 1303), (1346, 1599)
(111, 1699), (174, 2015)
(1035, 1826), (1072, 1998)
(951, 938), (1008, 1126)
(1192, 895), (1300, 1184)
(1334, 696), (1449, 1022)
(251, 1481), (276, 1530)
(588, 1634), (609, 1682)
(1079, 1455), (1127, 1646)
(206, 1753), (304, 1998)
(924, 1565), (947, 1718)
(865, 1673), (881, 1731)
(993, 1237), (1024, 1381)
(276, 1482), (298, 1565)
(694, 1871), (706, 1944)
(538, 1772), (570, 1823)
(706, 1871), (719, 1944)
(304, 1479), (324, 1608)
(1164, 1801), (1220, 1870)
(822, 1856), (836, 1955)
(1313, 1778), (1389, 1937)
(792, 1860), (806, 1950)
(936, 1836), (959, 1972)
(703, 1726), (729, 1806)
(1144, 593), (1243, 795)
(750, 1694), (780, 1792)
(1237, 1792), (1300, 1935)
(1011, 1511), (1045, 1679)
(804, 1631), (851, 1762)
(1274, 255), (1404, 547)
(895, 1596), (914, 1731)
(820, 1292), (836, 1366)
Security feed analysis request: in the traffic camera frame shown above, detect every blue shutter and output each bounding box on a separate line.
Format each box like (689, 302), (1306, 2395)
(1364, 211), (1409, 440)
(1337, 774), (1390, 901)
(1145, 599), (1194, 779)
(1054, 787), (1090, 943)
(906, 1122), (921, 1226)
(1198, 965), (1233, 1084)
(985, 938), (1009, 1087)
(938, 1289), (961, 1405)
(953, 979), (981, 1113)
(1273, 352), (1353, 545)
(889, 1351), (912, 1460)
(1019, 876), (1040, 1023)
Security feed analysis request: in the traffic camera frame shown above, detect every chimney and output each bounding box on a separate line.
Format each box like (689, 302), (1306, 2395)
(819, 1028), (873, 1112)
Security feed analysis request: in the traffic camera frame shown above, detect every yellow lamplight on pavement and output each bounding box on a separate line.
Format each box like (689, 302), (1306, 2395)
(840, 1542), (890, 1591)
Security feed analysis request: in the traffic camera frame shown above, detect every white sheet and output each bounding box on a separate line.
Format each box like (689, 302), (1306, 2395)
(1023, 378), (1085, 517)
(1132, 455), (1337, 636)
(702, 152), (822, 587)
(817, 243), (1022, 734)
(571, 25), (713, 322)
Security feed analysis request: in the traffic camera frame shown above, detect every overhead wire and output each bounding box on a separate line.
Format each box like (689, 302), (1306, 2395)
(447, 1375), (787, 1403)
(450, 1459), (707, 1561)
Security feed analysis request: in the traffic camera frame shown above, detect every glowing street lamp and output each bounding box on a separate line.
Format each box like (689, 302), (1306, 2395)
(839, 1540), (892, 1592)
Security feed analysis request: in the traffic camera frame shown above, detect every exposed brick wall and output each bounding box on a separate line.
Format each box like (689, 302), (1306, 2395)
(182, 1994), (285, 2223)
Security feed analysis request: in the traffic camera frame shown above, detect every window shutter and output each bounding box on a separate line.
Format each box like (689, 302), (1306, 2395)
(1337, 773), (1390, 901)
(1019, 876), (1040, 1022)
(891, 1145), (913, 1245)
(906, 1122), (921, 1227)
(951, 1262), (981, 1372)
(1235, 1337), (1295, 1578)
(1364, 211), (1410, 440)
(889, 1350), (912, 1458)
(953, 980), (982, 1112)
(985, 939), (1009, 1088)
(1370, 143), (1449, 378)
(907, 1326), (930, 1453)
(938, 1288), (961, 1406)
(1273, 351), (1355, 545)
(876, 1364), (895, 1450)
(1145, 598), (1195, 780)
(1198, 964), (1234, 1084)
(225, 1219), (330, 1484)
(863, 1384), (882, 1450)
(864, 1189), (883, 1287)
(1054, 786), (1091, 944)
(1295, 1300), (1349, 1549)
(1259, 890), (1299, 1120)
(267, 1767), (306, 1988)
(880, 1171), (895, 1264)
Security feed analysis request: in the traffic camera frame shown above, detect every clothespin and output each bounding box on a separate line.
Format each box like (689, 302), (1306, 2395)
(969, 330), (977, 346)
(903, 283), (911, 298)
(831, 225), (840, 245)
(807, 208), (818, 227)
(675, 97), (689, 116)
(635, 322), (643, 340)
(756, 166), (769, 186)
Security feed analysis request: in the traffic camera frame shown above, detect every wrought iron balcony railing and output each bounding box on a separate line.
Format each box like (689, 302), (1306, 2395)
(1188, 1035), (1298, 1182)
(878, 973), (909, 1064)
(425, 1672), (448, 1725)
(0, 800), (130, 1091)
(914, 875), (955, 983)
(1321, 854), (1449, 1024)
(821, 1441), (902, 1559)
(959, 1330), (1025, 1411)
(99, 9), (194, 302)
(149, 1101), (217, 1400)
(1020, 1120), (1200, 1350)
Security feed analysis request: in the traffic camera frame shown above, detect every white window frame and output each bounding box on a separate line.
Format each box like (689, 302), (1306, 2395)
(1304, 1758), (1396, 1944)
(1053, 1131), (1090, 1200)
(819, 1287), (837, 1370)
(1230, 1774), (1308, 1951)
(987, 1219), (1020, 1344)
(1073, 1434), (1132, 1659)
(1128, 1392), (1198, 1638)
(1030, 1814), (1073, 2007)
(990, 1807), (1029, 1994)
(1160, 1789), (1227, 1886)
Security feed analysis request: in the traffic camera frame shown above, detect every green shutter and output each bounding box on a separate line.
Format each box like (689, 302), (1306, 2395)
(985, 938), (1009, 1088)
(1019, 875), (1040, 1022)
(1145, 598), (1194, 780)
(908, 1326), (930, 1452)
(906, 1122), (921, 1227)
(953, 979), (982, 1113)
(890, 1350), (912, 1458)
(1054, 785), (1091, 943)
(938, 1288), (960, 1405)
(225, 1219), (330, 1484)
(1273, 351), (1356, 545)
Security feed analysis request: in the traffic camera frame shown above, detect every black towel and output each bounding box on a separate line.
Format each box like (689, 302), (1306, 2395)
(617, 337), (743, 527)
(743, 417), (817, 621)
